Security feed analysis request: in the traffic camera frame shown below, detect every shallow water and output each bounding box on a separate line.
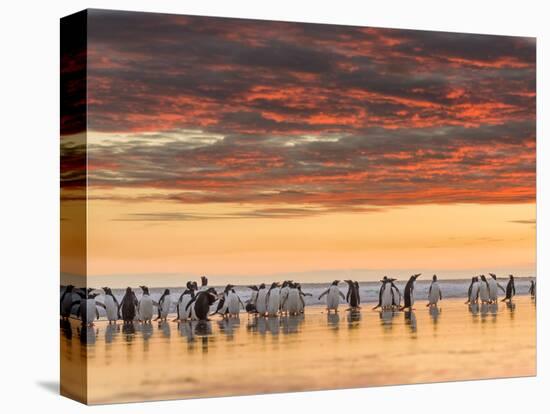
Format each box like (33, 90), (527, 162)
(60, 296), (536, 404)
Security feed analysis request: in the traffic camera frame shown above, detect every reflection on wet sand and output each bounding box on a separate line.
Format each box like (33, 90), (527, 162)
(60, 297), (536, 404)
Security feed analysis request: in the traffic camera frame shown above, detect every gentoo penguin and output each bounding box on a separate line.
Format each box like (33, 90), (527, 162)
(187, 287), (218, 321)
(102, 287), (120, 323)
(427, 275), (442, 307)
(373, 277), (388, 310)
(529, 280), (536, 299)
(221, 285), (244, 317)
(212, 284), (231, 317)
(138, 286), (154, 323)
(501, 275), (516, 302)
(266, 282), (281, 317)
(156, 289), (172, 321)
(400, 274), (421, 311)
(479, 275), (490, 304)
(282, 282), (304, 315)
(256, 283), (268, 316)
(245, 285), (259, 314)
(176, 282), (195, 321)
(381, 278), (394, 310)
(72, 289), (105, 327)
(488, 273), (505, 303)
(354, 281), (361, 304)
(60, 285), (77, 319)
(345, 280), (360, 309)
(119, 287), (139, 324)
(318, 280), (345, 313)
(279, 281), (291, 315)
(466, 276), (480, 304)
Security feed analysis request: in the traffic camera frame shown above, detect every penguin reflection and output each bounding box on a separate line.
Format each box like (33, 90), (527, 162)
(404, 310), (417, 334)
(104, 322), (119, 343)
(327, 312), (340, 329)
(217, 317), (240, 339)
(281, 314), (304, 335)
(60, 318), (73, 340)
(78, 326), (97, 345)
(379, 310), (396, 330)
(506, 301), (516, 320)
(194, 320), (212, 352)
(429, 306), (441, 324)
(158, 320), (171, 338)
(346, 309), (362, 329)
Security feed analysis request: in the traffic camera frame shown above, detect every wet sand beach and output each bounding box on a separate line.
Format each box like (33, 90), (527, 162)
(61, 296), (536, 404)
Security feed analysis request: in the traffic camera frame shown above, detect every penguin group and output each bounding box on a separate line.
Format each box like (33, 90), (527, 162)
(464, 274), (512, 305)
(61, 273), (535, 327)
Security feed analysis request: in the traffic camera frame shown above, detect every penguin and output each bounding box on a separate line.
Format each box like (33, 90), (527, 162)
(501, 275), (516, 302)
(345, 280), (360, 309)
(372, 277), (388, 310)
(175, 282), (195, 321)
(479, 275), (490, 304)
(380, 278), (394, 310)
(400, 274), (421, 311)
(529, 280), (536, 299)
(156, 289), (172, 321)
(427, 275), (442, 307)
(225, 286), (244, 317)
(212, 284), (231, 317)
(318, 280), (345, 313)
(245, 285), (259, 314)
(119, 287), (139, 324)
(466, 276), (480, 304)
(255, 283), (268, 316)
(138, 286), (154, 323)
(72, 289), (105, 327)
(266, 282), (281, 317)
(282, 282), (303, 315)
(488, 273), (506, 303)
(279, 281), (291, 315)
(60, 285), (77, 320)
(187, 287), (218, 321)
(102, 287), (120, 323)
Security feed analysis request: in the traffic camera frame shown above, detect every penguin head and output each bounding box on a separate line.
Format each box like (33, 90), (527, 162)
(509, 274), (514, 280)
(163, 289), (170, 295)
(102, 287), (111, 294)
(411, 274), (421, 280)
(200, 276), (208, 286)
(186, 281), (193, 290)
(224, 284), (234, 293)
(480, 275), (487, 281)
(432, 275), (437, 281)
(332, 280), (340, 285)
(125, 286), (133, 294)
(192, 281), (199, 290)
(489, 273), (497, 279)
(65, 285), (74, 292)
(270, 282), (280, 289)
(247, 285), (258, 291)
(259, 283), (266, 289)
(140, 285), (149, 295)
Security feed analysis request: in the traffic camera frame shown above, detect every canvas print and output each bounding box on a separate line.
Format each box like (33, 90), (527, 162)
(60, 9), (536, 405)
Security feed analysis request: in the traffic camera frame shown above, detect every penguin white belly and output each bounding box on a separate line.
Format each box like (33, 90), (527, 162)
(469, 283), (480, 303)
(104, 295), (118, 321)
(326, 286), (340, 310)
(280, 288), (289, 311)
(287, 289), (300, 314)
(161, 296), (172, 318)
(85, 299), (97, 324)
(256, 290), (268, 314)
(267, 290), (280, 316)
(480, 283), (490, 302)
(178, 295), (192, 319)
(227, 293), (240, 315)
(381, 285), (393, 308)
(487, 279), (498, 301)
(139, 296), (154, 321)
(391, 286), (400, 307)
(428, 283), (440, 305)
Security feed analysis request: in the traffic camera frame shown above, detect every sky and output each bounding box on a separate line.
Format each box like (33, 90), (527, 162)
(62, 10), (536, 286)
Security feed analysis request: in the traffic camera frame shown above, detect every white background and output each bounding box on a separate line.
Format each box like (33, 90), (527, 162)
(0, 0), (547, 412)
